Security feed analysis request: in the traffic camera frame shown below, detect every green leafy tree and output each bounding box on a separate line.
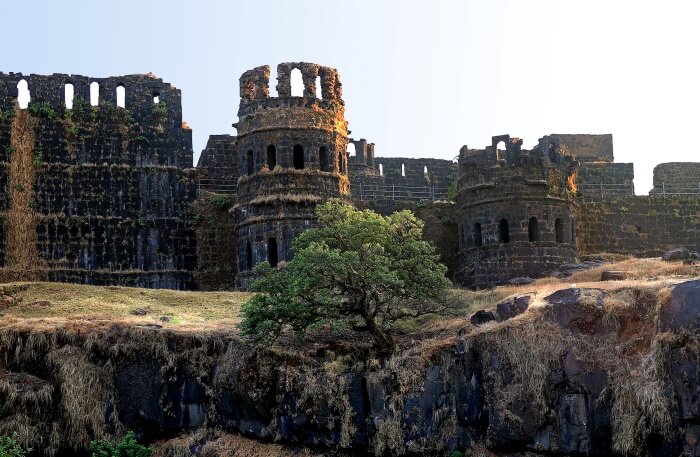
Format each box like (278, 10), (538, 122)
(90, 431), (152, 457)
(240, 200), (452, 349)
(0, 433), (30, 457)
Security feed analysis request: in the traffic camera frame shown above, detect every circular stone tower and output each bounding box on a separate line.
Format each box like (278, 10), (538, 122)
(456, 135), (580, 288)
(233, 62), (350, 289)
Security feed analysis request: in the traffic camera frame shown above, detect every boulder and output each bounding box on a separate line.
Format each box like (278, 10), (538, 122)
(508, 277), (535, 286)
(662, 247), (699, 262)
(601, 270), (627, 281)
(659, 279), (700, 332)
(496, 295), (531, 321)
(544, 288), (611, 336)
(470, 310), (496, 326)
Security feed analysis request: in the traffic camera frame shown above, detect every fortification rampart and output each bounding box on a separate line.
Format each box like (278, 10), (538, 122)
(0, 72), (197, 288)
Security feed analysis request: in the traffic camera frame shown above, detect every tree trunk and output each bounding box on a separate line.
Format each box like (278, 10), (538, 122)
(365, 317), (395, 351)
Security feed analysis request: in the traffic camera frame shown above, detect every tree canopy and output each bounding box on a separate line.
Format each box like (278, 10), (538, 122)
(240, 200), (452, 349)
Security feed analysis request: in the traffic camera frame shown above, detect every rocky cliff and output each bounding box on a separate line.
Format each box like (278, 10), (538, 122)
(1, 277), (699, 456)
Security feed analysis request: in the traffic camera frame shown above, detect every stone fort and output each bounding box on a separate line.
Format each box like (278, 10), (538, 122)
(0, 63), (697, 290)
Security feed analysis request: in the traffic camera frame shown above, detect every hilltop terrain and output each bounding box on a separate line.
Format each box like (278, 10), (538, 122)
(0, 257), (699, 456)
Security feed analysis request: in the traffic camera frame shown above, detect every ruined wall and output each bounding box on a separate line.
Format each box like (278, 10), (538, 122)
(348, 155), (457, 201)
(540, 133), (614, 163)
(196, 135), (238, 194)
(577, 195), (700, 256)
(354, 200), (459, 279)
(650, 162), (700, 194)
(0, 72), (197, 289)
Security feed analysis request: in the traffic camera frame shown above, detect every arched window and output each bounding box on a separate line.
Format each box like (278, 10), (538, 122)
(245, 242), (253, 270)
(473, 222), (483, 247)
(246, 150), (254, 176)
(268, 238), (278, 267)
(153, 92), (160, 104)
(17, 80), (30, 109)
(293, 144), (304, 169)
(290, 68), (303, 97)
(64, 83), (74, 110)
(424, 165), (429, 175)
(528, 217), (539, 242)
(499, 218), (510, 243)
(266, 144), (276, 170)
(379, 164), (384, 176)
(497, 141), (506, 151)
(347, 142), (356, 157)
(555, 218), (564, 243)
(116, 84), (126, 108)
(90, 81), (99, 106)
(315, 75), (322, 99)
(319, 146), (328, 171)
(401, 163), (406, 177)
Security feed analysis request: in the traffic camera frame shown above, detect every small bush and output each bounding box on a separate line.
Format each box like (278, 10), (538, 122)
(0, 433), (31, 457)
(90, 431), (153, 457)
(207, 194), (232, 210)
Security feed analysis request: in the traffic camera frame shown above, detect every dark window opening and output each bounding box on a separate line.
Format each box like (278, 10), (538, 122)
(499, 218), (510, 243)
(555, 218), (564, 243)
(571, 218), (576, 242)
(246, 150), (254, 176)
(246, 242), (253, 270)
(293, 144), (304, 169)
(528, 217), (539, 242)
(266, 144), (276, 170)
(268, 238), (278, 267)
(473, 222), (483, 247)
(319, 146), (328, 171)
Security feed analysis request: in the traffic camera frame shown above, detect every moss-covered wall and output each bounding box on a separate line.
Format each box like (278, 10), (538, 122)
(0, 72), (197, 289)
(192, 192), (237, 290)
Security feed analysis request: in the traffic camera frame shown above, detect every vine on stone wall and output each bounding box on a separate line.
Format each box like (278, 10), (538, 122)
(0, 103), (46, 281)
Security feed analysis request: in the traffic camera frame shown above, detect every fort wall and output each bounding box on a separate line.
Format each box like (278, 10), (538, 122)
(0, 72), (197, 288)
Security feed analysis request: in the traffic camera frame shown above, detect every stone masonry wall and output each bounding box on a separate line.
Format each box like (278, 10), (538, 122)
(0, 72), (197, 289)
(192, 192), (237, 290)
(651, 162), (700, 194)
(576, 195), (700, 256)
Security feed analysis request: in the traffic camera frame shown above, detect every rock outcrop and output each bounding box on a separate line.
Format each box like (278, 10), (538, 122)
(1, 280), (699, 456)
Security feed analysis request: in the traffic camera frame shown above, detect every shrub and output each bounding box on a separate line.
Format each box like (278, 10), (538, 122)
(0, 433), (31, 457)
(90, 431), (153, 457)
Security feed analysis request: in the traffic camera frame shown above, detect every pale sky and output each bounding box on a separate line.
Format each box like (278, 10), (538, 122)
(3, 0), (699, 193)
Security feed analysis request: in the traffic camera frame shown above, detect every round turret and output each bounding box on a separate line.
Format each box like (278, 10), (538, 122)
(233, 62), (350, 289)
(456, 135), (580, 287)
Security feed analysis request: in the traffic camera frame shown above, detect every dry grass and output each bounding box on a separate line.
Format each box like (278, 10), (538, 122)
(153, 429), (329, 457)
(0, 282), (251, 332)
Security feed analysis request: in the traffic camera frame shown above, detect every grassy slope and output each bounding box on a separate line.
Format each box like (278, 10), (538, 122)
(0, 257), (697, 336)
(0, 282), (251, 331)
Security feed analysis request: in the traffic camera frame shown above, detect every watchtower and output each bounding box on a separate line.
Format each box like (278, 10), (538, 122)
(233, 62), (350, 289)
(456, 135), (580, 287)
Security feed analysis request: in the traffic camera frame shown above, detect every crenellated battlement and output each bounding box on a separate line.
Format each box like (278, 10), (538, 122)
(239, 63), (342, 102)
(0, 72), (184, 128)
